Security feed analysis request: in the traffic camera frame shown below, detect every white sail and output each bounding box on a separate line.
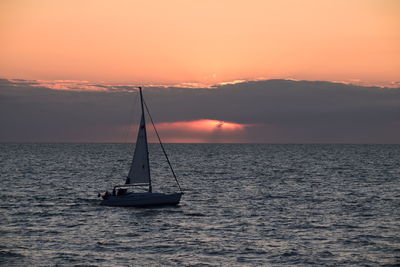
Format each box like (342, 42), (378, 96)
(127, 112), (150, 185)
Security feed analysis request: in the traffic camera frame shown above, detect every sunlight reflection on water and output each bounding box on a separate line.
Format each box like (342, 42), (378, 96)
(0, 144), (399, 266)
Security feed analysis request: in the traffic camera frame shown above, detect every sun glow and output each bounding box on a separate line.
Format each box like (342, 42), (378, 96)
(141, 119), (256, 143)
(156, 119), (249, 132)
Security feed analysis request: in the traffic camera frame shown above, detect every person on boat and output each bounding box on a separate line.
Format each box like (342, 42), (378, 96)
(102, 191), (110, 200)
(117, 188), (127, 196)
(112, 188), (116, 196)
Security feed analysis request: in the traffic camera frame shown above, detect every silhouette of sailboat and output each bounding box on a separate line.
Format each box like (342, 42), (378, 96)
(99, 87), (183, 207)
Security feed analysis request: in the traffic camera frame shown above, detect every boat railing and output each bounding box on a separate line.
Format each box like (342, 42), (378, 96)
(113, 184), (149, 189)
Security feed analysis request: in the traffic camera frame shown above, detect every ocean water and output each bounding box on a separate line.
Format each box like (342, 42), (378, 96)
(0, 143), (399, 266)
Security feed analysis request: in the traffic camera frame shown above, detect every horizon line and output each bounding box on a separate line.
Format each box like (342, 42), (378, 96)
(1, 142), (399, 145)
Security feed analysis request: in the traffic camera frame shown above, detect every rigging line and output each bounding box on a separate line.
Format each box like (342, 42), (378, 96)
(107, 92), (137, 186)
(122, 92), (139, 144)
(143, 99), (183, 193)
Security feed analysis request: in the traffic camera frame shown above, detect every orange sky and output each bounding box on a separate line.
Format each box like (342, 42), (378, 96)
(0, 0), (399, 86)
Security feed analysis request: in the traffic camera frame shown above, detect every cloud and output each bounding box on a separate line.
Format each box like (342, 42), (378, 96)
(0, 78), (399, 143)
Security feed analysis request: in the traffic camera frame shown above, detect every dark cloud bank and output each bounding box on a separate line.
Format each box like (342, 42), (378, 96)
(0, 78), (399, 143)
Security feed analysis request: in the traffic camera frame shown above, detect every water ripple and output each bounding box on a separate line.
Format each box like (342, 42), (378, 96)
(0, 143), (399, 266)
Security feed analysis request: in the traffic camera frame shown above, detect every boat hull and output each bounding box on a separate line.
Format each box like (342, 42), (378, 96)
(100, 192), (183, 207)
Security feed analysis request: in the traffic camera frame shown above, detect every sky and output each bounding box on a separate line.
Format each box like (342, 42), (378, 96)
(0, 0), (399, 143)
(1, 0), (399, 86)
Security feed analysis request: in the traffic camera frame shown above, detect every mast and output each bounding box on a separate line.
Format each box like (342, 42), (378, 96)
(139, 87), (152, 193)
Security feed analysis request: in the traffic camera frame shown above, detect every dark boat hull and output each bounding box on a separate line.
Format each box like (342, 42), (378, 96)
(100, 192), (183, 207)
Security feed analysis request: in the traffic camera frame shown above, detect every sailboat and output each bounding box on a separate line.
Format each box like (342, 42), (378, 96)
(99, 87), (183, 207)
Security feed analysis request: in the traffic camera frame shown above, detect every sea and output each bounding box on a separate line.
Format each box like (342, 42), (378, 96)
(0, 143), (399, 266)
